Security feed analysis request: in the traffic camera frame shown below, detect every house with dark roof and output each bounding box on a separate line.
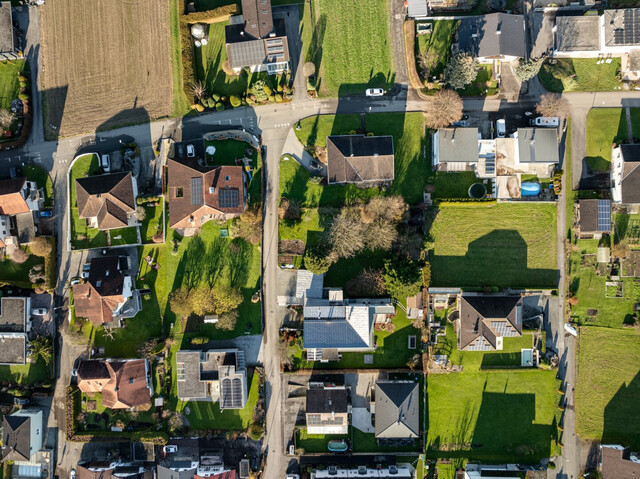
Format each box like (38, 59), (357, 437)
(175, 348), (248, 409)
(374, 380), (419, 445)
(306, 384), (349, 434)
(75, 172), (138, 230)
(600, 444), (640, 478)
(0, 296), (30, 365)
(554, 14), (601, 56)
(513, 128), (560, 176)
(168, 143), (247, 236)
(326, 135), (395, 185)
(432, 128), (482, 172)
(612, 144), (640, 210)
(71, 255), (140, 327)
(76, 358), (153, 409)
(225, 0), (289, 74)
(457, 13), (527, 63)
(577, 199), (612, 239)
(457, 295), (523, 351)
(1, 409), (43, 463)
(0, 2), (18, 55)
(0, 177), (42, 247)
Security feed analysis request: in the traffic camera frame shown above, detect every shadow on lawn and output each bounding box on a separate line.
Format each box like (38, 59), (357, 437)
(430, 228), (558, 289)
(602, 370), (640, 449)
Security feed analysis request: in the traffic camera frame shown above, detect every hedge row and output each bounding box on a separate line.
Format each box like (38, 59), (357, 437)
(434, 198), (497, 205)
(70, 431), (169, 445)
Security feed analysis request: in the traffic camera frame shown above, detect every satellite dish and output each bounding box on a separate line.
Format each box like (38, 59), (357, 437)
(206, 146), (216, 155)
(191, 23), (206, 39)
(194, 40), (202, 48)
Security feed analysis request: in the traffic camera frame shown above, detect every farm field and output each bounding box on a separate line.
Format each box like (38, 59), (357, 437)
(538, 58), (622, 93)
(429, 203), (558, 288)
(41, 0), (173, 137)
(309, 0), (394, 96)
(576, 327), (640, 448)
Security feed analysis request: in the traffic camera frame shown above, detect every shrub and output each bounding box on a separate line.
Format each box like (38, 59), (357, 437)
(215, 103), (225, 111)
(275, 93), (283, 102)
(191, 337), (209, 345)
(230, 95), (241, 107)
(382, 259), (422, 302)
(19, 81), (27, 89)
(18, 75), (28, 82)
(263, 84), (273, 97)
(195, 104), (205, 113)
(212, 93), (221, 102)
(9, 248), (29, 264)
(29, 236), (53, 257)
(304, 247), (333, 274)
(216, 310), (239, 331)
(249, 422), (264, 440)
(18, 93), (30, 101)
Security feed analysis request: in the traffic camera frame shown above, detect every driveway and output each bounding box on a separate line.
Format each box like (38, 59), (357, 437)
(29, 293), (53, 336)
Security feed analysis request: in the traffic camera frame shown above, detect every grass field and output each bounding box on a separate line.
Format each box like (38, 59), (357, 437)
(538, 58), (622, 93)
(296, 428), (349, 453)
(427, 369), (560, 463)
(291, 113), (429, 204)
(585, 109), (627, 172)
(576, 327), (640, 448)
(0, 358), (52, 386)
(0, 60), (26, 110)
(458, 64), (499, 96)
(41, 0), (173, 136)
(429, 203), (558, 288)
(310, 0), (394, 96)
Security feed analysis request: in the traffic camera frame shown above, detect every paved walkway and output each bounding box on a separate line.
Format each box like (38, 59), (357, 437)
(626, 107), (634, 143)
(282, 129), (326, 176)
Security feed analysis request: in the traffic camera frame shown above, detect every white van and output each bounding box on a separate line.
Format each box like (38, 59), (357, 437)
(100, 154), (111, 173)
(496, 119), (506, 138)
(530, 116), (559, 128)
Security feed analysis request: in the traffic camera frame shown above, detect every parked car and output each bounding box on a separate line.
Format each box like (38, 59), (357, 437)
(186, 144), (195, 157)
(163, 445), (178, 454)
(100, 154), (111, 173)
(365, 88), (384, 97)
(496, 119), (506, 138)
(71, 368), (78, 377)
(13, 397), (29, 406)
(70, 469), (76, 479)
(81, 271), (89, 280)
(70, 278), (81, 286)
(31, 308), (47, 316)
(452, 120), (467, 127)
(37, 210), (53, 218)
(530, 116), (559, 127)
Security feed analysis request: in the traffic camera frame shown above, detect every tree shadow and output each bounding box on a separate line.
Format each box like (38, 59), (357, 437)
(602, 370), (640, 448)
(176, 235), (207, 291)
(204, 237), (229, 287)
(228, 237), (253, 288)
(309, 13), (327, 92)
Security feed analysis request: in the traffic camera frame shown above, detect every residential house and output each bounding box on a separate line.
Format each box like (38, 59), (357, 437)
(197, 450), (236, 478)
(374, 380), (419, 445)
(457, 294), (523, 351)
(75, 172), (138, 230)
(1, 409), (43, 465)
(76, 358), (153, 409)
(0, 2), (18, 56)
(463, 464), (523, 478)
(72, 255), (140, 327)
(457, 14), (527, 63)
(306, 383), (349, 435)
(554, 14), (602, 57)
(432, 127), (482, 172)
(77, 461), (154, 479)
(0, 177), (42, 247)
(0, 296), (30, 365)
(512, 128), (559, 178)
(225, 0), (289, 74)
(406, 291), (424, 320)
(175, 348), (248, 409)
(577, 199), (612, 239)
(312, 465), (414, 478)
(611, 144), (640, 211)
(156, 438), (199, 479)
(168, 141), (247, 236)
(600, 444), (640, 478)
(157, 465), (197, 479)
(326, 135), (395, 185)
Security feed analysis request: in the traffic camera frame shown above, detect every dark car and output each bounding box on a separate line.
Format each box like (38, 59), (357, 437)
(37, 210), (53, 218)
(13, 397), (29, 406)
(310, 160), (322, 171)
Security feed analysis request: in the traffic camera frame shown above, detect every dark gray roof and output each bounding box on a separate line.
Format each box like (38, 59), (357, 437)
(156, 465), (196, 479)
(176, 351), (208, 400)
(15, 212), (35, 244)
(0, 334), (26, 365)
(1, 414), (31, 461)
(619, 145), (640, 204)
(89, 256), (125, 297)
(579, 199), (611, 233)
(306, 388), (348, 414)
(225, 19), (288, 69)
(326, 135), (395, 184)
(374, 381), (419, 439)
(604, 8), (640, 47)
(0, 297), (27, 333)
(241, 0), (274, 39)
(435, 128), (479, 163)
(554, 15), (600, 52)
(516, 128), (559, 164)
(0, 2), (13, 53)
(458, 13), (526, 59)
(458, 295), (523, 350)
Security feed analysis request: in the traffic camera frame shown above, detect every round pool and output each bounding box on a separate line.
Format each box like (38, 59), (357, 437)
(468, 182), (487, 199)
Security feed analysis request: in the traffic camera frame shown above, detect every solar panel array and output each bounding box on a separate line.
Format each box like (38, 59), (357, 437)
(219, 188), (239, 208)
(485, 158), (495, 175)
(597, 199), (611, 232)
(614, 10), (640, 45)
(191, 177), (203, 205)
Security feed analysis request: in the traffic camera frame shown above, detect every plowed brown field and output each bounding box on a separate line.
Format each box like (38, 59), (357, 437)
(41, 0), (173, 137)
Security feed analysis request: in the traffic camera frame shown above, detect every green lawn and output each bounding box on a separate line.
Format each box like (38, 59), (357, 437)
(576, 327), (640, 448)
(23, 165), (53, 208)
(176, 370), (260, 429)
(80, 391), (156, 430)
(296, 428), (349, 453)
(286, 308), (420, 369)
(429, 203), (558, 288)
(352, 427), (419, 453)
(291, 113), (429, 204)
(538, 58), (622, 93)
(140, 201), (164, 243)
(0, 358), (52, 387)
(415, 21), (457, 83)
(585, 108), (627, 172)
(310, 0), (394, 96)
(431, 172), (484, 199)
(458, 64), (499, 96)
(170, 0), (189, 116)
(205, 139), (257, 166)
(566, 118), (575, 238)
(0, 60), (26, 110)
(427, 369), (560, 463)
(567, 241), (639, 328)
(0, 251), (44, 289)
(300, 2), (313, 63)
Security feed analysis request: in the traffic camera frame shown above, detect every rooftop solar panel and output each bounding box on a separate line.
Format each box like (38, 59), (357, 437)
(597, 199), (611, 232)
(219, 188), (239, 208)
(191, 177), (203, 205)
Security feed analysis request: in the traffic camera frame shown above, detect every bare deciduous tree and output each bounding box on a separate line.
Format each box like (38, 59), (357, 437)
(190, 81), (206, 101)
(361, 195), (407, 223)
(303, 62), (316, 78)
(29, 237), (52, 257)
(365, 220), (397, 251)
(0, 109), (14, 129)
(328, 211), (365, 259)
(424, 89), (463, 130)
(536, 93), (569, 119)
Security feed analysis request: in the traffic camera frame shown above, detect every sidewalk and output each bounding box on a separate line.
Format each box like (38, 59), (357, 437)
(281, 129), (326, 177)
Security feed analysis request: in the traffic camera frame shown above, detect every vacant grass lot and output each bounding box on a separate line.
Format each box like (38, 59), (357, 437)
(576, 327), (640, 448)
(0, 60), (26, 110)
(310, 0), (394, 96)
(430, 203), (558, 288)
(415, 21), (457, 83)
(538, 58), (622, 93)
(585, 109), (627, 172)
(427, 368), (559, 463)
(291, 113), (429, 204)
